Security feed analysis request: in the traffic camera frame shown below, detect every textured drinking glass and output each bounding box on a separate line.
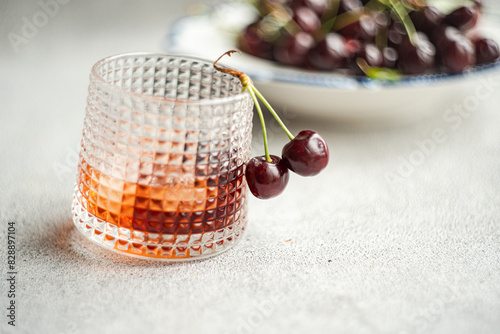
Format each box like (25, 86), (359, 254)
(71, 53), (253, 261)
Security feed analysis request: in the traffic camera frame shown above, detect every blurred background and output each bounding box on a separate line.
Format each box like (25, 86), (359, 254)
(1, 1), (500, 334)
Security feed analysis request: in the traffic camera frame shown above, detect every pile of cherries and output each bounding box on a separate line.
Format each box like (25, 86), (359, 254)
(238, 0), (500, 76)
(214, 51), (330, 199)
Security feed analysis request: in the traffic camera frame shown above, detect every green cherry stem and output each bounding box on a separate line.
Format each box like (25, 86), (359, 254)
(213, 50), (296, 161)
(320, 0), (341, 33)
(213, 50), (272, 162)
(248, 87), (272, 162)
(331, 10), (364, 32)
(388, 0), (418, 46)
(251, 86), (294, 141)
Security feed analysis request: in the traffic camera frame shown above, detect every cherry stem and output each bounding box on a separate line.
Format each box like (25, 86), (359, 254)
(259, 2), (301, 36)
(213, 50), (295, 160)
(251, 86), (295, 141)
(320, 0), (341, 33)
(364, 0), (384, 10)
(356, 57), (372, 76)
(213, 50), (252, 87)
(213, 50), (271, 162)
(248, 88), (272, 162)
(273, 6), (301, 36)
(331, 9), (364, 32)
(376, 19), (388, 50)
(388, 0), (418, 46)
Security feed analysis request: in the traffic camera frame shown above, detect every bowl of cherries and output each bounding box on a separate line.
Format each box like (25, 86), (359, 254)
(167, 0), (500, 122)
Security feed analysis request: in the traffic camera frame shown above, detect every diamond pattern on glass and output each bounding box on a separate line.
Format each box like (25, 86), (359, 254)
(72, 54), (253, 261)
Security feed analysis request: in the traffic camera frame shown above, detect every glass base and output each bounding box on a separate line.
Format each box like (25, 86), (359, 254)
(71, 189), (247, 261)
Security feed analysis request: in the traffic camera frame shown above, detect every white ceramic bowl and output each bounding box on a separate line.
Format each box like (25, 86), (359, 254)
(166, 2), (500, 124)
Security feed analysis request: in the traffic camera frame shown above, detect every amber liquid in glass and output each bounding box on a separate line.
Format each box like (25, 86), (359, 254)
(77, 156), (246, 258)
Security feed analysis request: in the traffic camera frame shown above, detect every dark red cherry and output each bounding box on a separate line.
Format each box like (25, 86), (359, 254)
(373, 11), (390, 30)
(245, 155), (289, 199)
(344, 37), (363, 58)
(409, 6), (444, 35)
(387, 21), (408, 48)
(306, 33), (346, 70)
(274, 32), (315, 67)
(430, 25), (449, 47)
(435, 27), (475, 73)
(398, 34), (436, 75)
(382, 47), (399, 68)
(444, 6), (479, 31)
(337, 0), (363, 15)
(360, 43), (384, 66)
(431, 25), (465, 49)
(238, 22), (274, 60)
(440, 40), (476, 73)
(293, 6), (321, 33)
(475, 38), (500, 65)
(338, 14), (377, 42)
(282, 130), (329, 177)
(291, 0), (329, 16)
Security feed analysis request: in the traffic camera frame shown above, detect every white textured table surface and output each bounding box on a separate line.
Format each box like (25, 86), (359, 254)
(1, 1), (500, 334)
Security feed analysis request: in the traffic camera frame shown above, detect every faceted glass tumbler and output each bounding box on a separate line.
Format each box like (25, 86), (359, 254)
(71, 53), (253, 261)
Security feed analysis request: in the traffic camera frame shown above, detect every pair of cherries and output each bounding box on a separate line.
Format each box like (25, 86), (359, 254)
(214, 51), (330, 199)
(246, 130), (329, 199)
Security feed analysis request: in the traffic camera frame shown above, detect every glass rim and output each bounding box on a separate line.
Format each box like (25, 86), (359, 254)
(90, 52), (249, 105)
